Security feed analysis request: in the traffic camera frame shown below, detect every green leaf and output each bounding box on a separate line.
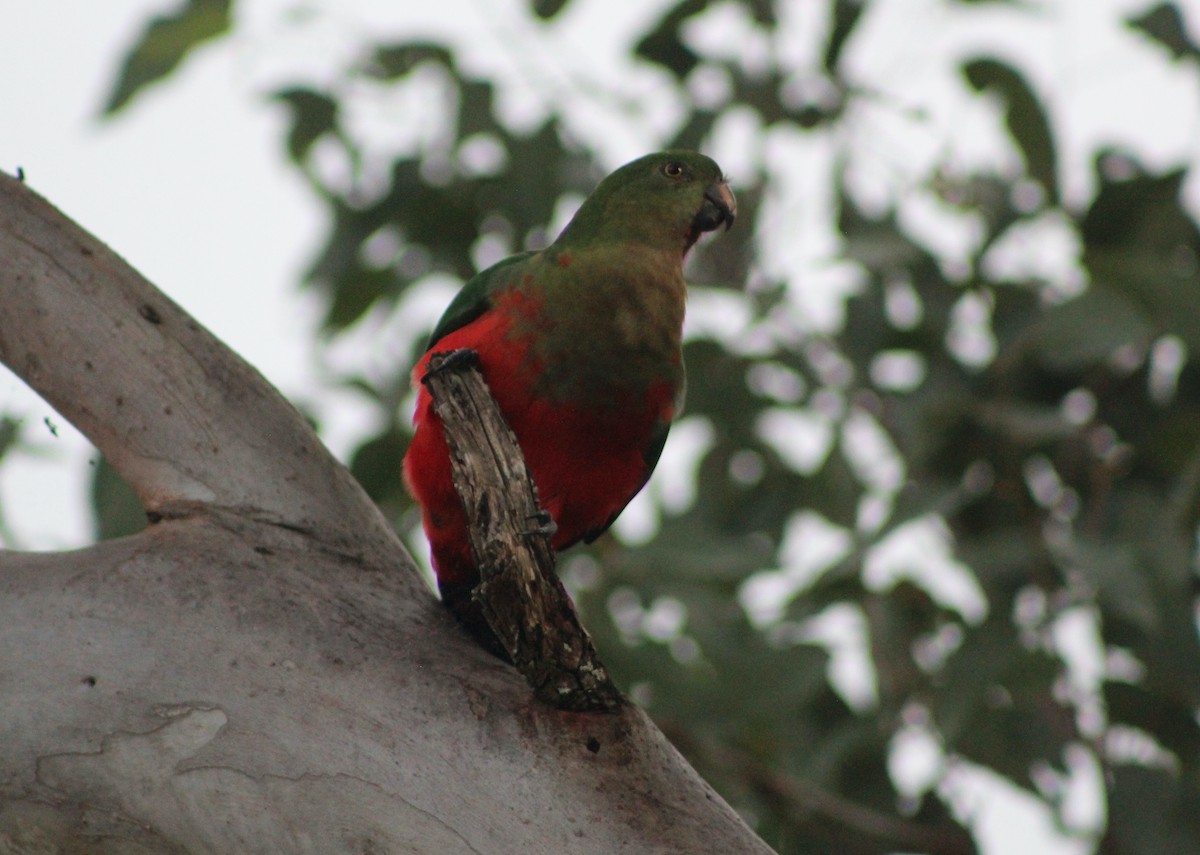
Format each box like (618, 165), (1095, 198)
(324, 268), (399, 331)
(962, 57), (1058, 202)
(668, 110), (720, 157)
(102, 0), (232, 116)
(1106, 765), (1200, 854)
(933, 615), (1073, 789)
(1081, 162), (1200, 350)
(1127, 2), (1200, 61)
(1027, 286), (1153, 371)
(1105, 681), (1200, 764)
(612, 524), (776, 588)
(272, 89), (340, 165)
(371, 42), (455, 79)
(0, 416), (20, 461)
(824, 0), (867, 72)
(1070, 538), (1159, 634)
(90, 456), (147, 540)
(531, 0), (571, 19)
(1096, 491), (1200, 707)
(635, 0), (707, 79)
(1082, 162), (1188, 248)
(349, 425), (413, 509)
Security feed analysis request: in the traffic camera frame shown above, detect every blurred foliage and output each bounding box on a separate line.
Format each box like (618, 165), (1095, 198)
(102, 0), (231, 116)
(91, 456), (147, 541)
(100, 1), (1200, 852)
(0, 415), (102, 549)
(1129, 2), (1200, 61)
(0, 415), (28, 545)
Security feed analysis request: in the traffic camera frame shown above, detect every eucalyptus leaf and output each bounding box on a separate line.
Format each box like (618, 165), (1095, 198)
(102, 0), (232, 116)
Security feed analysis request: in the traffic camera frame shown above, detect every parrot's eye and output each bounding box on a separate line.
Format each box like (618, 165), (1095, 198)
(661, 161), (687, 179)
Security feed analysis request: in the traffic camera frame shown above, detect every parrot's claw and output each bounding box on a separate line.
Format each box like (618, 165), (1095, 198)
(524, 509), (558, 540)
(421, 348), (480, 383)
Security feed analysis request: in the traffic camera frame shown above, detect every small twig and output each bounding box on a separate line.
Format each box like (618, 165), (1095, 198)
(423, 349), (623, 712)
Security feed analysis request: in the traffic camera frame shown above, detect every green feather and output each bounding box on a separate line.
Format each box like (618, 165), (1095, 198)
(425, 251), (535, 349)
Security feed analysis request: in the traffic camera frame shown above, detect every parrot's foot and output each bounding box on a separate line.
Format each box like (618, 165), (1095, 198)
(421, 348), (479, 384)
(524, 509), (558, 540)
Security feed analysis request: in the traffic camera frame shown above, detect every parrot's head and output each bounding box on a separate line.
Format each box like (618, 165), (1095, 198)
(556, 150), (736, 256)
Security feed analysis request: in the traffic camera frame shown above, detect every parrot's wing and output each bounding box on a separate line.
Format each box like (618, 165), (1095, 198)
(579, 357), (686, 545)
(579, 417), (671, 545)
(425, 251), (537, 350)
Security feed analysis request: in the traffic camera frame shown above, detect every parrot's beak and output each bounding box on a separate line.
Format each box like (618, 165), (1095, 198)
(695, 180), (737, 233)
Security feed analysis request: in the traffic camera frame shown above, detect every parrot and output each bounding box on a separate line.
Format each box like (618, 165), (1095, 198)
(403, 150), (735, 652)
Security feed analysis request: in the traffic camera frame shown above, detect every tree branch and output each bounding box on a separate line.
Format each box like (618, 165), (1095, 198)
(670, 730), (978, 855)
(0, 170), (389, 553)
(0, 172), (774, 853)
(423, 349), (622, 712)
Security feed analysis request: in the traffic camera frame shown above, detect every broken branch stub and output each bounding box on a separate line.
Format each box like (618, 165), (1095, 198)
(422, 349), (622, 712)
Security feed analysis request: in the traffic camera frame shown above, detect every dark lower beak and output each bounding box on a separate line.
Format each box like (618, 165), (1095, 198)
(693, 181), (736, 234)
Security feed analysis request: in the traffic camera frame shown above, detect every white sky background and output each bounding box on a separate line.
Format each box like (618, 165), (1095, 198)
(3, 1), (1200, 852)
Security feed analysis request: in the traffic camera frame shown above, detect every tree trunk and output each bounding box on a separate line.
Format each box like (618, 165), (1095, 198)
(0, 172), (773, 854)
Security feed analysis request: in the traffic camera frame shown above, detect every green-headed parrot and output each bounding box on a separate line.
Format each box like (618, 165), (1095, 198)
(404, 150), (735, 652)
